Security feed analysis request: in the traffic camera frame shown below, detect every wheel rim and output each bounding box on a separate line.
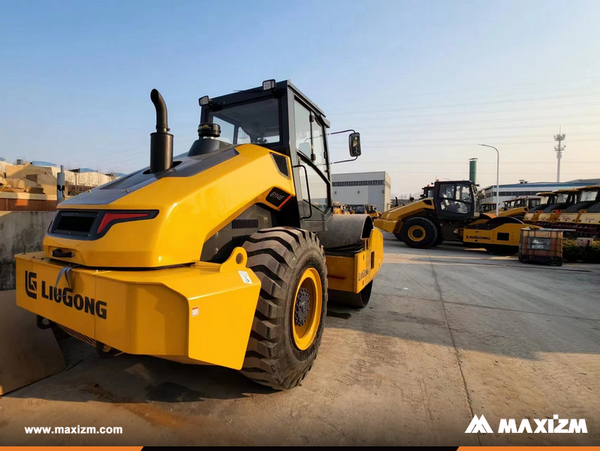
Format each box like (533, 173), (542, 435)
(292, 268), (322, 351)
(408, 225), (426, 242)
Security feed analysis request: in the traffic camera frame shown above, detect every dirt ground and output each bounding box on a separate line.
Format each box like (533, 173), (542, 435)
(1, 236), (599, 445)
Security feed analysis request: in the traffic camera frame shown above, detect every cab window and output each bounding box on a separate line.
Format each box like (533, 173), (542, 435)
(438, 183), (473, 215)
(209, 98), (281, 145)
(294, 101), (330, 213)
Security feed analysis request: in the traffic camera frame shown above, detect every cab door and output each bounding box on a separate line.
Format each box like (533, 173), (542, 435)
(434, 182), (475, 221)
(292, 99), (332, 231)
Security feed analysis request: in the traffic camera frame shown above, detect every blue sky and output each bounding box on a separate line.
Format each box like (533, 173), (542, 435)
(1, 0), (598, 196)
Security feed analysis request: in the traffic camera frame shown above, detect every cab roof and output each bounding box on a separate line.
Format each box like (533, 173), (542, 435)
(206, 79), (330, 127)
(508, 196), (541, 200)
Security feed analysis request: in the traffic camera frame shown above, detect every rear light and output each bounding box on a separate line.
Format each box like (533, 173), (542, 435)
(97, 212), (152, 234)
(50, 210), (158, 239)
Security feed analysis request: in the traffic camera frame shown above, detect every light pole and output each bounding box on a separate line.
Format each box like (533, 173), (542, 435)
(478, 144), (500, 216)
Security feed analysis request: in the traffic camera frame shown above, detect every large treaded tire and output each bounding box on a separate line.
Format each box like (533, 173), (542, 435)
(400, 217), (438, 248)
(432, 231), (444, 247)
(241, 227), (328, 390)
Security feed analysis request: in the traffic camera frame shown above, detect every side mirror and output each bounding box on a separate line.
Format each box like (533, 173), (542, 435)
(349, 132), (361, 157)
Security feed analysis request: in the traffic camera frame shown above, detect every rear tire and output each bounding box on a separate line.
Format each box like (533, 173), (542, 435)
(432, 232), (444, 247)
(241, 227), (328, 389)
(400, 217), (438, 248)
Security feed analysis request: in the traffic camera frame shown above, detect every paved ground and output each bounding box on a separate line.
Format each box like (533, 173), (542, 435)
(1, 235), (600, 445)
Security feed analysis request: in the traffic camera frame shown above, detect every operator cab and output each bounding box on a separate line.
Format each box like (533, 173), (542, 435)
(348, 204), (366, 214)
(531, 192), (556, 212)
(433, 181), (476, 221)
(196, 80), (360, 232)
(542, 189), (579, 213)
(420, 185), (434, 199)
(503, 197), (539, 211)
(479, 202), (497, 214)
(564, 185), (600, 212)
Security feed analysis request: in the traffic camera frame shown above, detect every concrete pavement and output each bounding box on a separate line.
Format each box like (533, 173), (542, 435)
(1, 235), (599, 445)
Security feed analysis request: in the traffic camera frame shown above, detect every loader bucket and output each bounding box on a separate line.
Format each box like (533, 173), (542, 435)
(0, 290), (65, 395)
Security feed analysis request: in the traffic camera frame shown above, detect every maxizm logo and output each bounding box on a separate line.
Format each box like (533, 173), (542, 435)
(466, 415), (587, 434)
(24, 271), (107, 319)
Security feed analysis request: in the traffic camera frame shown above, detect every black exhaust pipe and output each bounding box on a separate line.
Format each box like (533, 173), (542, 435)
(150, 89), (173, 173)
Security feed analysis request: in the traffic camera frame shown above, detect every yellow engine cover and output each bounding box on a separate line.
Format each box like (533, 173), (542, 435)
(44, 145), (295, 268)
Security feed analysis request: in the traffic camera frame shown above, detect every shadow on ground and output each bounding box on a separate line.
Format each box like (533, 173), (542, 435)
(6, 334), (275, 409)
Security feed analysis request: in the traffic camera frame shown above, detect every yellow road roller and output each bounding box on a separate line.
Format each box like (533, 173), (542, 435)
(375, 180), (537, 254)
(15, 80), (384, 389)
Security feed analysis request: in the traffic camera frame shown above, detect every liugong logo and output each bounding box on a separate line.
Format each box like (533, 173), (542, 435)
(24, 270), (107, 319)
(25, 270), (37, 299)
(466, 415), (587, 434)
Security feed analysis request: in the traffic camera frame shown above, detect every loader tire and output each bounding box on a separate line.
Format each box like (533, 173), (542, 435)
(400, 217), (438, 248)
(241, 227), (328, 390)
(432, 232), (444, 247)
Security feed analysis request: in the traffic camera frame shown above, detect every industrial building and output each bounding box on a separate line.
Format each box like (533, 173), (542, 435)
(479, 178), (600, 205)
(332, 171), (391, 212)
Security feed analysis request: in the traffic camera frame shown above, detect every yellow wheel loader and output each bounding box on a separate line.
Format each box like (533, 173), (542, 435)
(523, 191), (557, 223)
(497, 196), (541, 220)
(374, 180), (537, 254)
(479, 202), (497, 215)
(15, 80), (384, 390)
(346, 204), (380, 218)
(552, 185), (600, 237)
(365, 204), (381, 219)
(535, 188), (580, 225)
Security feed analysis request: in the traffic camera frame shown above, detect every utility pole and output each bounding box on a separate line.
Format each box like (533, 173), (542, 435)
(478, 144), (500, 216)
(554, 128), (566, 183)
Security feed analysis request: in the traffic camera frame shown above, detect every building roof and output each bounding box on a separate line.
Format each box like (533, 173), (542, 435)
(480, 178), (600, 191)
(332, 171), (388, 178)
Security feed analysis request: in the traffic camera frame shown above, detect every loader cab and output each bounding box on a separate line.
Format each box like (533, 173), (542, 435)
(433, 181), (476, 221)
(421, 185), (434, 199)
(199, 80), (356, 232)
(531, 192), (556, 212)
(503, 197), (537, 211)
(479, 202), (497, 214)
(564, 185), (600, 212)
(542, 189), (579, 213)
(504, 198), (525, 210)
(527, 197), (541, 209)
(348, 204), (366, 214)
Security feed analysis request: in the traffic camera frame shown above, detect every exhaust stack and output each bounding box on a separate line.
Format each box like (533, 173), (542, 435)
(150, 89), (173, 173)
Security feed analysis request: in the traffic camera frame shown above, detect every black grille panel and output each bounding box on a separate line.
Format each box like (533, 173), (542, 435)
(231, 235), (251, 247)
(53, 211), (99, 236)
(232, 219), (259, 229)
